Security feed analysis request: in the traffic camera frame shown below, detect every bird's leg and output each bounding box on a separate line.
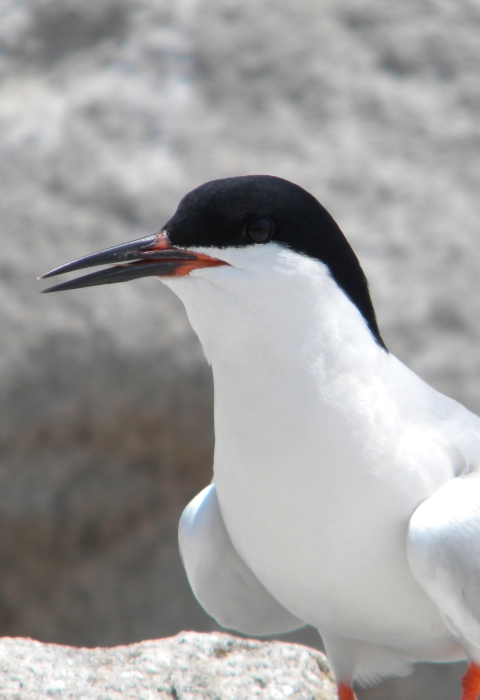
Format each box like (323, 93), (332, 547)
(338, 682), (357, 700)
(461, 663), (480, 700)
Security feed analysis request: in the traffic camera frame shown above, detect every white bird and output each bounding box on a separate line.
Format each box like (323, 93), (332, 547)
(41, 175), (480, 700)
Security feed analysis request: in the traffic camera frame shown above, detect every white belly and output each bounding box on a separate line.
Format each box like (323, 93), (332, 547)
(162, 259), (465, 657)
(213, 404), (455, 654)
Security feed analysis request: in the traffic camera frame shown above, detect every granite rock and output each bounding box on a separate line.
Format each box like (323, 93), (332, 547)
(0, 632), (336, 700)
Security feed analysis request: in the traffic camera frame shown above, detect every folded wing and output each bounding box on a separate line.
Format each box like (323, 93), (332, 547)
(179, 484), (305, 636)
(407, 474), (480, 659)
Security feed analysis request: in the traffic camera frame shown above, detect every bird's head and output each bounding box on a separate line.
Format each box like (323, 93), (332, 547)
(41, 175), (385, 350)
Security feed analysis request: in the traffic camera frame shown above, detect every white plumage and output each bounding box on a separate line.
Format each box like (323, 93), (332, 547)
(169, 243), (479, 687)
(41, 174), (480, 698)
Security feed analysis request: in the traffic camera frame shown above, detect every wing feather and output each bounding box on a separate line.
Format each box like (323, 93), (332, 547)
(179, 484), (305, 636)
(407, 474), (480, 657)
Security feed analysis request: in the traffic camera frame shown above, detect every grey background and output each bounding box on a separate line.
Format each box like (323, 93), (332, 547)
(1, 0), (480, 697)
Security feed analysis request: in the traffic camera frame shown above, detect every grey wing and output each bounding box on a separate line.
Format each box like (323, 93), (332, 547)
(407, 473), (480, 657)
(179, 484), (305, 636)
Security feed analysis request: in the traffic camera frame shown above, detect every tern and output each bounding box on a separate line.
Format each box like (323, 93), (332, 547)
(41, 175), (480, 700)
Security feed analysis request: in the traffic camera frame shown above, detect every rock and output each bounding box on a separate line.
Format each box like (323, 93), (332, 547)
(0, 632), (336, 699)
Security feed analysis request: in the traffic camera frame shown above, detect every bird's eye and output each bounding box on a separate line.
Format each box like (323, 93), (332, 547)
(244, 218), (275, 244)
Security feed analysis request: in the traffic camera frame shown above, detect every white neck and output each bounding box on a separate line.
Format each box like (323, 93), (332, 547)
(161, 244), (391, 479)
(162, 244), (457, 642)
(163, 243), (383, 373)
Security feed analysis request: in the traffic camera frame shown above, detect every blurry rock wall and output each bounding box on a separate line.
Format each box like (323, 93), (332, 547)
(1, 1), (480, 698)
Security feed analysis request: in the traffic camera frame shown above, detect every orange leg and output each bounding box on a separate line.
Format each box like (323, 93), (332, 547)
(338, 683), (357, 700)
(462, 663), (480, 700)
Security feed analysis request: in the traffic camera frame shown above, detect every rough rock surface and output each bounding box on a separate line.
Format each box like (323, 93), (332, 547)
(0, 632), (336, 700)
(0, 0), (479, 698)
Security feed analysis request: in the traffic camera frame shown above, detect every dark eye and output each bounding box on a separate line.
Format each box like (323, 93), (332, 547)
(244, 218), (275, 244)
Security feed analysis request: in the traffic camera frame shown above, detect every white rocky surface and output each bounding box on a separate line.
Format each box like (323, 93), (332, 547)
(0, 632), (336, 700)
(0, 0), (479, 698)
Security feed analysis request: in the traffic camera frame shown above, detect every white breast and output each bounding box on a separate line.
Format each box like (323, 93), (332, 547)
(161, 243), (474, 655)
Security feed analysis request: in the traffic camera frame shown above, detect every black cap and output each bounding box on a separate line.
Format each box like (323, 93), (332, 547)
(164, 175), (386, 350)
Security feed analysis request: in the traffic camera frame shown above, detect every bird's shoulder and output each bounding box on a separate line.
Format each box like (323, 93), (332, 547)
(387, 353), (480, 472)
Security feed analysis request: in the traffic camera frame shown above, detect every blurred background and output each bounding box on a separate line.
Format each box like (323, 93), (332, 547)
(1, 0), (480, 697)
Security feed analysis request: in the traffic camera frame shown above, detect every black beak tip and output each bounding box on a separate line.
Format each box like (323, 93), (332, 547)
(39, 283), (62, 293)
(37, 233), (166, 284)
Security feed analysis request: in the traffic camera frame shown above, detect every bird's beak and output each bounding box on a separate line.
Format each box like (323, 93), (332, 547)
(39, 230), (228, 293)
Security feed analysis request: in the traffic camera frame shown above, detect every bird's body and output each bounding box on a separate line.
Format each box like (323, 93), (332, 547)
(170, 242), (474, 684)
(41, 175), (480, 698)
